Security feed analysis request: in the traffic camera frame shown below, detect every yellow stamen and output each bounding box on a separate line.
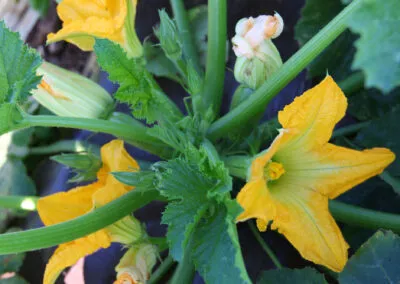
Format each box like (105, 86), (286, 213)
(39, 80), (70, 101)
(265, 161), (285, 181)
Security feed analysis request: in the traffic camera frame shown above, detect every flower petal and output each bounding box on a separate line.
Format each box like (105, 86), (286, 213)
(48, 0), (127, 50)
(267, 183), (349, 272)
(93, 140), (139, 207)
(280, 144), (395, 199)
(43, 230), (111, 284)
(37, 183), (100, 226)
(277, 75), (347, 152)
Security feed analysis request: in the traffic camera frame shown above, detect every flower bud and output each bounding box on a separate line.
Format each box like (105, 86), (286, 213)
(31, 62), (114, 119)
(232, 13), (284, 89)
(114, 244), (158, 284)
(157, 9), (182, 60)
(234, 40), (282, 89)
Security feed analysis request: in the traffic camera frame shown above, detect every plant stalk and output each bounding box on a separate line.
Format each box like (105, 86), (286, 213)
(20, 115), (170, 158)
(170, 239), (195, 284)
(207, 0), (363, 140)
(0, 189), (161, 255)
(201, 0), (227, 119)
(0, 196), (39, 211)
(148, 256), (175, 284)
(248, 221), (283, 269)
(170, 0), (201, 73)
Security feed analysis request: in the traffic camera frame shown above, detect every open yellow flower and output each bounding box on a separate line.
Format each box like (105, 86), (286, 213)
(236, 76), (395, 272)
(47, 0), (142, 57)
(38, 140), (141, 284)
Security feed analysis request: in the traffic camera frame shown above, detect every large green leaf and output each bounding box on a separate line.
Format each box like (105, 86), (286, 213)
(295, 0), (355, 80)
(0, 104), (23, 136)
(346, 0), (400, 93)
(339, 230), (400, 283)
(0, 21), (41, 104)
(0, 275), (28, 284)
(94, 39), (176, 123)
(257, 267), (327, 284)
(157, 158), (213, 261)
(192, 202), (251, 284)
(355, 109), (400, 176)
(29, 0), (50, 16)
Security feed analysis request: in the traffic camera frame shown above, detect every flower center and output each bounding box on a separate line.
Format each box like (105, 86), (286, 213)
(264, 161), (285, 181)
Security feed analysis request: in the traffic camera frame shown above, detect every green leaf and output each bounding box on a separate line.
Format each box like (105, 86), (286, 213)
(257, 267), (327, 284)
(0, 275), (28, 284)
(0, 159), (36, 197)
(94, 39), (176, 123)
(143, 41), (180, 82)
(188, 5), (208, 66)
(0, 104), (23, 136)
(192, 202), (250, 284)
(295, 0), (355, 80)
(157, 158), (211, 260)
(29, 0), (50, 16)
(355, 109), (400, 176)
(339, 230), (400, 283)
(0, 21), (42, 104)
(346, 0), (400, 93)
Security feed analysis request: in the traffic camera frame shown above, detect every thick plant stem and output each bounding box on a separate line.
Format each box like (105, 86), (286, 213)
(329, 200), (400, 234)
(29, 140), (93, 155)
(20, 115), (170, 158)
(170, 0), (201, 72)
(207, 0), (363, 140)
(170, 239), (195, 284)
(248, 221), (283, 269)
(0, 196), (39, 211)
(0, 189), (161, 255)
(148, 256), (175, 284)
(202, 0), (227, 118)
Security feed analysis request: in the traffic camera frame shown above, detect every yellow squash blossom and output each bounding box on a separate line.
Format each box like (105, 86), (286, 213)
(236, 76), (395, 272)
(38, 140), (141, 284)
(47, 0), (142, 57)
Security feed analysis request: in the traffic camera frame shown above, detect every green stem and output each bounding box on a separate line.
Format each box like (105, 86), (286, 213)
(0, 189), (160, 255)
(149, 237), (169, 252)
(248, 221), (283, 269)
(379, 171), (400, 195)
(207, 0), (363, 140)
(202, 0), (227, 118)
(0, 196), (39, 211)
(331, 121), (370, 139)
(29, 140), (94, 155)
(148, 256), (175, 284)
(170, 239), (195, 284)
(21, 115), (170, 158)
(338, 71), (364, 95)
(329, 200), (400, 234)
(170, 0), (201, 72)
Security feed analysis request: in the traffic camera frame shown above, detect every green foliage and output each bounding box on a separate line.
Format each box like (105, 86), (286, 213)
(155, 146), (250, 283)
(192, 202), (250, 284)
(94, 39), (176, 123)
(339, 230), (400, 283)
(346, 0), (400, 93)
(157, 10), (182, 60)
(188, 5), (208, 66)
(295, 0), (355, 80)
(257, 267), (327, 284)
(0, 21), (42, 104)
(356, 109), (400, 176)
(0, 275), (28, 284)
(0, 104), (23, 136)
(143, 41), (180, 82)
(51, 152), (102, 183)
(29, 0), (50, 16)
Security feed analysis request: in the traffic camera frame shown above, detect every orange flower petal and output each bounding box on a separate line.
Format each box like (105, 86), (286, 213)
(43, 230), (111, 284)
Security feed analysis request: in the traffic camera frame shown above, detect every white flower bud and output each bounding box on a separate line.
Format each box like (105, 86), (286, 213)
(235, 17), (255, 37)
(232, 35), (255, 58)
(265, 12), (284, 39)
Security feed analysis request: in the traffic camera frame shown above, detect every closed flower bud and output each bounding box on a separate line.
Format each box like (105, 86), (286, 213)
(232, 13), (284, 89)
(114, 244), (158, 284)
(31, 62), (114, 119)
